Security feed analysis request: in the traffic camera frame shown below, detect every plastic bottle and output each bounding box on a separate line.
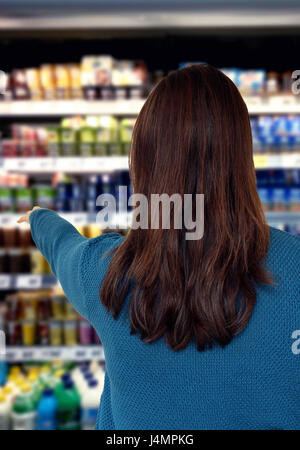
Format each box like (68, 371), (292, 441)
(11, 384), (36, 430)
(37, 388), (57, 430)
(81, 380), (100, 430)
(56, 380), (80, 430)
(2, 385), (15, 404)
(0, 393), (10, 430)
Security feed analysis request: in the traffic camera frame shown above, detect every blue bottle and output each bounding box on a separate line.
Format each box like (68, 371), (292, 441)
(37, 388), (57, 430)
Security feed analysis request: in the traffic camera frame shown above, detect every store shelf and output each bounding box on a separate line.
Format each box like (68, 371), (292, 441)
(4, 345), (105, 362)
(265, 211), (300, 225)
(0, 96), (300, 117)
(0, 274), (57, 290)
(1, 154), (300, 173)
(0, 156), (129, 173)
(253, 153), (300, 169)
(0, 99), (144, 117)
(0, 212), (132, 228)
(245, 95), (300, 115)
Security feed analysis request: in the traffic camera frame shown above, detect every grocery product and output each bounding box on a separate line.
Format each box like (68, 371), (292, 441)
(37, 388), (57, 430)
(0, 393), (10, 430)
(80, 379), (100, 430)
(56, 379), (80, 430)
(11, 384), (36, 430)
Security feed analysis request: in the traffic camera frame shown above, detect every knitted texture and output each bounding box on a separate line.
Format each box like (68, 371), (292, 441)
(30, 209), (300, 430)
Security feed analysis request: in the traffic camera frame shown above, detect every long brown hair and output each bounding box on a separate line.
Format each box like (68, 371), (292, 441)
(101, 64), (271, 351)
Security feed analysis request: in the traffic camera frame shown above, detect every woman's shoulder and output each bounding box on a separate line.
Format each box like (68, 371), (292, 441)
(267, 226), (300, 279)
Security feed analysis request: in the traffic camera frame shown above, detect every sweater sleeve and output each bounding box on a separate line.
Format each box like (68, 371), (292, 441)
(29, 208), (89, 319)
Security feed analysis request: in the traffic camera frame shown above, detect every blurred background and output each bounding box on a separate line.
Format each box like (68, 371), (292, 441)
(0, 0), (300, 431)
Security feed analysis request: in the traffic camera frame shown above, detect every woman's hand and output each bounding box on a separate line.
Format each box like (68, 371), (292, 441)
(17, 206), (41, 225)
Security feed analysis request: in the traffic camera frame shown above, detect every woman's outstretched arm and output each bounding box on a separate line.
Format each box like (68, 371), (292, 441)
(18, 207), (90, 319)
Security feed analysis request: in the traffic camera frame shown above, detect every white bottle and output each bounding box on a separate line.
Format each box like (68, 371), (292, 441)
(0, 393), (10, 430)
(81, 380), (101, 430)
(94, 368), (105, 394)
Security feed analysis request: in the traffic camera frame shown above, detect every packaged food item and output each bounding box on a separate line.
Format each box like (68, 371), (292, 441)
(15, 188), (33, 213)
(40, 65), (56, 100)
(68, 64), (82, 99)
(8, 249), (23, 273)
(50, 295), (65, 320)
(20, 294), (38, 321)
(266, 72), (280, 94)
(47, 126), (61, 157)
(1, 140), (18, 157)
(120, 118), (135, 154)
(12, 69), (29, 100)
(63, 321), (77, 346)
(34, 185), (56, 210)
(37, 388), (57, 430)
(49, 320), (63, 346)
(95, 116), (120, 155)
(64, 301), (77, 321)
(11, 385), (36, 430)
(80, 379), (100, 430)
(0, 393), (10, 430)
(81, 56), (98, 100)
(85, 224), (101, 239)
(0, 187), (14, 212)
(37, 296), (51, 321)
(18, 226), (32, 248)
(56, 379), (80, 430)
(6, 294), (21, 321)
(37, 321), (50, 346)
(2, 227), (17, 247)
(21, 320), (36, 346)
(60, 127), (78, 156)
(94, 56), (114, 99)
(25, 68), (43, 100)
(236, 69), (266, 96)
(54, 65), (71, 100)
(19, 251), (31, 273)
(6, 321), (22, 345)
(282, 71), (293, 93)
(78, 126), (95, 156)
(78, 319), (93, 345)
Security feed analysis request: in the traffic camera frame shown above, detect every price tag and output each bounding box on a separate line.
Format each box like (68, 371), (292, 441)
(0, 215), (14, 226)
(0, 275), (11, 289)
(75, 350), (87, 359)
(71, 214), (87, 226)
(5, 351), (16, 361)
(246, 96), (263, 106)
(22, 350), (34, 359)
(16, 275), (42, 289)
(253, 155), (268, 169)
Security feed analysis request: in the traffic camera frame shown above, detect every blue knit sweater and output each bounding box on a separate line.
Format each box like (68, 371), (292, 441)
(29, 209), (300, 430)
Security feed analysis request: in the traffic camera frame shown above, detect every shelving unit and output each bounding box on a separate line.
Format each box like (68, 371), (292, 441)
(0, 99), (144, 117)
(0, 212), (132, 228)
(1, 154), (300, 173)
(0, 96), (300, 117)
(4, 345), (105, 362)
(0, 274), (57, 290)
(0, 156), (129, 173)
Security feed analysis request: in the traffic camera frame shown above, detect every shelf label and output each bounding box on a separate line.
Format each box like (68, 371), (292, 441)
(0, 275), (11, 289)
(16, 275), (42, 289)
(253, 155), (268, 168)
